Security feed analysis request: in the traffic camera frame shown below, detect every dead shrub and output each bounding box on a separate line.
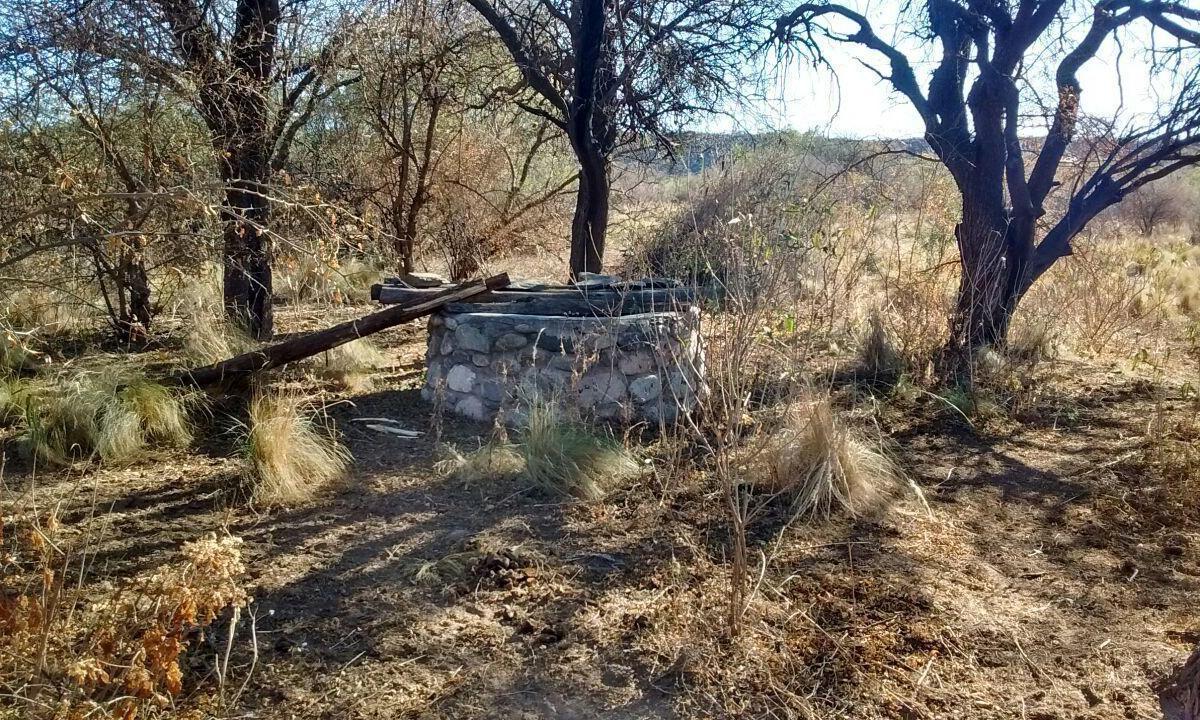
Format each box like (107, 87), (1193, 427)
(436, 438), (525, 483)
(757, 397), (914, 520)
(856, 312), (903, 383)
(0, 514), (248, 720)
(242, 390), (351, 506)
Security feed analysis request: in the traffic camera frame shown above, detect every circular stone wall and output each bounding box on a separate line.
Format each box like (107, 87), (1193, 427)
(422, 306), (706, 425)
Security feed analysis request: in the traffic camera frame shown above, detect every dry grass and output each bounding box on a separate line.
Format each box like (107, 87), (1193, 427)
(317, 339), (388, 391)
(242, 390), (351, 507)
(277, 255), (380, 305)
(18, 369), (194, 466)
(518, 396), (639, 501)
(0, 329), (44, 375)
(182, 311), (258, 365)
(856, 312), (903, 383)
(436, 439), (525, 483)
(758, 397), (914, 520)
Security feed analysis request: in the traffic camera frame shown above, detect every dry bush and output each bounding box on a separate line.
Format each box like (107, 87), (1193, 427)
(242, 390), (351, 506)
(0, 288), (90, 337)
(18, 369), (194, 466)
(518, 396), (638, 501)
(756, 397), (913, 520)
(317, 339), (388, 391)
(276, 254), (380, 306)
(0, 512), (248, 720)
(1022, 236), (1168, 356)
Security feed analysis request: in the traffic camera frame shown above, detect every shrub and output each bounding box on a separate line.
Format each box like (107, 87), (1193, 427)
(758, 397), (912, 520)
(518, 396), (638, 501)
(242, 391), (351, 506)
(0, 515), (248, 720)
(856, 312), (904, 383)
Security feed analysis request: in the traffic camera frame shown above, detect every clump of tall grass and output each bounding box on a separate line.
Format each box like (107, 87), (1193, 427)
(317, 339), (387, 391)
(277, 256), (380, 305)
(518, 396), (638, 501)
(241, 391), (351, 506)
(437, 438), (525, 483)
(0, 328), (44, 374)
(857, 312), (903, 383)
(182, 311), (258, 365)
(19, 369), (195, 465)
(758, 397), (915, 520)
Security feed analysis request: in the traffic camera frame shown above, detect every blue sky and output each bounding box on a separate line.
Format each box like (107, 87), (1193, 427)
(740, 1), (1170, 139)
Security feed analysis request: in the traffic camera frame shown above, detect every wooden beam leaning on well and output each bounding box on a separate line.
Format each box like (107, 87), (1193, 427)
(173, 273), (511, 387)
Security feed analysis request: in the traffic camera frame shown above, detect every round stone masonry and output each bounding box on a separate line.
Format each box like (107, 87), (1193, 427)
(423, 305), (706, 425)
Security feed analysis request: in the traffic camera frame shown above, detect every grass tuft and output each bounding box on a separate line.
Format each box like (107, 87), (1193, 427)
(20, 370), (194, 465)
(518, 396), (638, 501)
(436, 439), (525, 483)
(857, 312), (903, 383)
(759, 397), (915, 520)
(242, 390), (351, 507)
(317, 339), (388, 391)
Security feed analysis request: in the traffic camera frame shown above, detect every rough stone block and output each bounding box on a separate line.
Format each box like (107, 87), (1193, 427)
(447, 364), (476, 393)
(629, 374), (662, 403)
(618, 351), (656, 375)
(578, 370), (627, 407)
(455, 395), (489, 421)
(495, 332), (529, 351)
(455, 323), (491, 352)
(472, 353), (491, 367)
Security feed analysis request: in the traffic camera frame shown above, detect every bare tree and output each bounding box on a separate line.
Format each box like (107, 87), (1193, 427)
(465, 0), (766, 277)
(7, 0), (360, 337)
(777, 0), (1200, 367)
(1120, 175), (1197, 236)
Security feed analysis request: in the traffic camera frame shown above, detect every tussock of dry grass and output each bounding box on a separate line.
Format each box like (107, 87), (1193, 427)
(436, 439), (525, 483)
(19, 370), (194, 465)
(857, 312), (903, 382)
(317, 339), (388, 391)
(277, 256), (380, 305)
(519, 397), (638, 500)
(182, 311), (258, 365)
(243, 391), (351, 506)
(758, 398), (913, 520)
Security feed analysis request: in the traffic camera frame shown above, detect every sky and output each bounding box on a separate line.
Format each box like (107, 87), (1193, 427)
(740, 0), (1174, 139)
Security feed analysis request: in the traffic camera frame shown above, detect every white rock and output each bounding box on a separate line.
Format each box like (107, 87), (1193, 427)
(455, 395), (489, 421)
(628, 374), (662, 402)
(447, 364), (476, 393)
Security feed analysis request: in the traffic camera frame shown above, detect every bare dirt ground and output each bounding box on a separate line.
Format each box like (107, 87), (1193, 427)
(3, 307), (1197, 720)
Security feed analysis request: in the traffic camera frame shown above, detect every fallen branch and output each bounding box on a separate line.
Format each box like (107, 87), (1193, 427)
(173, 273), (510, 387)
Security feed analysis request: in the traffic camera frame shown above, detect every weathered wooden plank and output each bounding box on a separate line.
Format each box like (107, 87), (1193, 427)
(174, 274), (510, 387)
(444, 288), (696, 316)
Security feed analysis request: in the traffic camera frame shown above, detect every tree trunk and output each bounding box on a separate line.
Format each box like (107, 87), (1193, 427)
(568, 146), (608, 278)
(944, 195), (1037, 372)
(221, 143), (274, 339)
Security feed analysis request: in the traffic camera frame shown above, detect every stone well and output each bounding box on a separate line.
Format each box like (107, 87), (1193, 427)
(420, 302), (706, 425)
